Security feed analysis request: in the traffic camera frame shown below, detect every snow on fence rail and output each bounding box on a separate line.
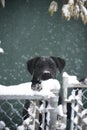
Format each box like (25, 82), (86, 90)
(0, 79), (66, 130)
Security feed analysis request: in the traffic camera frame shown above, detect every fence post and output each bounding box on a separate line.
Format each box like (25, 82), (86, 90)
(77, 90), (83, 130)
(49, 88), (59, 130)
(62, 73), (69, 130)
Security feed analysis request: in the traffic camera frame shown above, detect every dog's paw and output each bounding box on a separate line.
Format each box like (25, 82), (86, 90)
(31, 83), (42, 91)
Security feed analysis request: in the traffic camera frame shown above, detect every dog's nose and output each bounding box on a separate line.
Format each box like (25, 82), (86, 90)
(42, 71), (52, 80)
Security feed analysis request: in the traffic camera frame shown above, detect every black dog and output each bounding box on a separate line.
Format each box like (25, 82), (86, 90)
(27, 56), (65, 91)
(23, 56), (65, 124)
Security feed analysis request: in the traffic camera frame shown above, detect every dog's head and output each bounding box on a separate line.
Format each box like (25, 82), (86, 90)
(27, 56), (65, 82)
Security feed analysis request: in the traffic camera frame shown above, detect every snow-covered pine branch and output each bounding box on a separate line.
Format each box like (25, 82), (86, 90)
(79, 1), (87, 24)
(0, 0), (87, 24)
(62, 0), (87, 24)
(0, 0), (5, 8)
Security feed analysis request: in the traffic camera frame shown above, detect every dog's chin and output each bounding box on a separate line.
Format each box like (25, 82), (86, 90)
(31, 83), (42, 91)
(31, 73), (55, 91)
(42, 76), (52, 80)
(31, 77), (54, 91)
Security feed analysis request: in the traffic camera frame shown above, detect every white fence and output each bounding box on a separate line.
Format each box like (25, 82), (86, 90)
(0, 79), (66, 130)
(0, 73), (87, 130)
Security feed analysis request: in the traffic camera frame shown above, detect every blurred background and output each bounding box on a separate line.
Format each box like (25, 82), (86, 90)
(0, 0), (87, 86)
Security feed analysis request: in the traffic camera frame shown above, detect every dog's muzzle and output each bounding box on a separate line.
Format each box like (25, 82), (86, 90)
(42, 71), (52, 80)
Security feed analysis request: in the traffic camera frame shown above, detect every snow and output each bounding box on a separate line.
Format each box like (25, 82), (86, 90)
(0, 82), (32, 95)
(81, 3), (87, 16)
(57, 105), (66, 117)
(82, 117), (87, 124)
(0, 121), (5, 129)
(63, 72), (79, 84)
(5, 127), (10, 130)
(73, 116), (78, 124)
(0, 0), (5, 8)
(46, 111), (50, 123)
(0, 121), (10, 130)
(68, 0), (74, 4)
(62, 4), (71, 20)
(41, 79), (60, 91)
(56, 121), (66, 129)
(0, 79), (60, 99)
(0, 47), (4, 54)
(39, 103), (45, 112)
(17, 125), (25, 130)
(81, 109), (87, 118)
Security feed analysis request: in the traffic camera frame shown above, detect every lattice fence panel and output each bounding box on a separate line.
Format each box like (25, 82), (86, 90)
(69, 89), (87, 130)
(0, 100), (24, 130)
(62, 72), (87, 130)
(0, 99), (66, 130)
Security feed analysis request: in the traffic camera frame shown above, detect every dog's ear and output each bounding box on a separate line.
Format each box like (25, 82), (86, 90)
(27, 57), (40, 75)
(51, 56), (65, 73)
